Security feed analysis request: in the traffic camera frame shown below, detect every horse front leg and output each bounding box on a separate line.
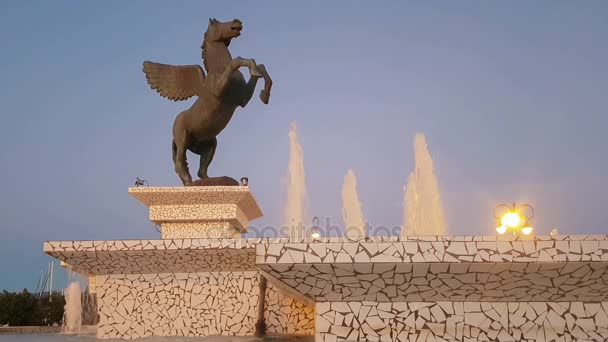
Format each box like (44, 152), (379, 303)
(239, 75), (260, 108)
(256, 64), (272, 104)
(210, 57), (261, 98)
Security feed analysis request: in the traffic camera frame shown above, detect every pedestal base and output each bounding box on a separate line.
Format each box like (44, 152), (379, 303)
(129, 186), (262, 239)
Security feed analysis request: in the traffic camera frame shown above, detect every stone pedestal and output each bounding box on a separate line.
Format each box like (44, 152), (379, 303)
(129, 186), (262, 239)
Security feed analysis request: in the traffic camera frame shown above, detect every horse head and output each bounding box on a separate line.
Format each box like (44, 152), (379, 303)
(206, 18), (243, 46)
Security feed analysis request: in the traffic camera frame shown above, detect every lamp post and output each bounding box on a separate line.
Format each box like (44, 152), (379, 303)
(495, 202), (535, 236)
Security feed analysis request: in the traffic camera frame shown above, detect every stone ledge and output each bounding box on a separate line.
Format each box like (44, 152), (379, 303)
(257, 236), (608, 303)
(44, 238), (258, 275)
(259, 261), (608, 303)
(257, 236), (608, 265)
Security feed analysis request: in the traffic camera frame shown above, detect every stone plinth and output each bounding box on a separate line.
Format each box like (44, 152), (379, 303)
(128, 186), (262, 239)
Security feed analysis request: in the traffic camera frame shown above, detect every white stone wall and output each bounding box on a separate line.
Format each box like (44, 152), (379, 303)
(95, 271), (315, 340)
(96, 272), (260, 339)
(265, 281), (315, 335)
(316, 301), (608, 341)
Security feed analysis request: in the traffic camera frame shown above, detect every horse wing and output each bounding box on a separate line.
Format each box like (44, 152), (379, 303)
(142, 61), (205, 101)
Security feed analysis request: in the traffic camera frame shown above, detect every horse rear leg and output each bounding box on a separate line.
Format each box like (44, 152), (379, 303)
(172, 118), (193, 185)
(196, 137), (217, 179)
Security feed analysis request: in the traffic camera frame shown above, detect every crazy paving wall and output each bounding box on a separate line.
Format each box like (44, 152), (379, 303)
(95, 271), (314, 339)
(316, 301), (608, 341)
(265, 281), (315, 335)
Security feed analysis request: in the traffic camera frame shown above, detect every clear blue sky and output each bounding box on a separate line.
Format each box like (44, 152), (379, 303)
(0, 1), (607, 291)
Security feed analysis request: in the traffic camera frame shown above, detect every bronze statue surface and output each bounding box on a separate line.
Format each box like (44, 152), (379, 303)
(143, 18), (272, 186)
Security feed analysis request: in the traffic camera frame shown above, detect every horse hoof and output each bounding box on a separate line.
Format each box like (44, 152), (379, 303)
(260, 91), (270, 104)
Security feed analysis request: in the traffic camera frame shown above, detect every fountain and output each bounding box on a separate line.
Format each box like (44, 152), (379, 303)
(341, 169), (366, 238)
(62, 282), (82, 335)
(284, 122), (308, 239)
(403, 133), (447, 235)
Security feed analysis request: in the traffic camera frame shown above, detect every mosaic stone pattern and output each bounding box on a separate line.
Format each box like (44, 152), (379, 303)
(96, 272), (260, 339)
(259, 262), (608, 303)
(161, 222), (240, 239)
(256, 235), (608, 265)
(257, 235), (608, 303)
(94, 271), (315, 340)
(45, 235), (608, 341)
(45, 239), (257, 275)
(151, 204), (248, 233)
(316, 301), (608, 341)
(128, 186), (262, 239)
(265, 281), (315, 335)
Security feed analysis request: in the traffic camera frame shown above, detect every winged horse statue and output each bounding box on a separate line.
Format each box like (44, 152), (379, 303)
(143, 18), (272, 185)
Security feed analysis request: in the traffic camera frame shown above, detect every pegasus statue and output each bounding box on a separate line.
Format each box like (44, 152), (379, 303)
(143, 18), (272, 186)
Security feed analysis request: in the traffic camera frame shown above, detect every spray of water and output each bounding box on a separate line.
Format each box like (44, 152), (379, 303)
(62, 281), (82, 334)
(284, 122), (308, 239)
(342, 169), (366, 239)
(403, 133), (447, 235)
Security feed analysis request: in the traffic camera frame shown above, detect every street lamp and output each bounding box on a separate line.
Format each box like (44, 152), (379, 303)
(495, 202), (535, 236)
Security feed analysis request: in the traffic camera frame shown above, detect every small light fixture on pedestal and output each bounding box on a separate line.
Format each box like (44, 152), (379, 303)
(310, 216), (321, 241)
(134, 177), (149, 187)
(495, 202), (535, 236)
(240, 177), (249, 186)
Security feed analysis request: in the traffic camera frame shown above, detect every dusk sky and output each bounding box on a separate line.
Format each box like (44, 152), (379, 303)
(0, 1), (607, 291)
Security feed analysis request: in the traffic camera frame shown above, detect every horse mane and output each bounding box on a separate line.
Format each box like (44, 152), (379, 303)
(201, 31), (209, 73)
(201, 28), (231, 73)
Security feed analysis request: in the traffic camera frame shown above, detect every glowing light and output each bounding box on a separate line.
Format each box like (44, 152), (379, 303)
(494, 203), (536, 236)
(521, 227), (533, 235)
(496, 225), (508, 235)
(311, 231), (321, 240)
(501, 212), (521, 228)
